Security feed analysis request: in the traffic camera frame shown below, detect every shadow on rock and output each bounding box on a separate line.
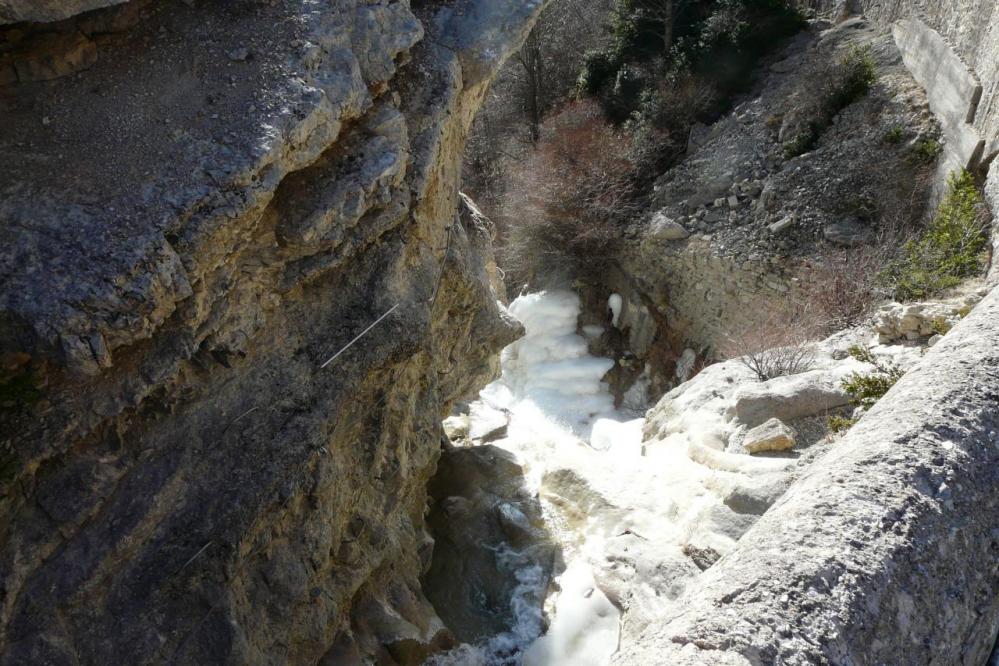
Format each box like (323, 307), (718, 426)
(422, 441), (562, 648)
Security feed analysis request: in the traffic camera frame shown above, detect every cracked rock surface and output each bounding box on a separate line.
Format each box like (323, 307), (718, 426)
(615, 286), (999, 665)
(0, 0), (542, 662)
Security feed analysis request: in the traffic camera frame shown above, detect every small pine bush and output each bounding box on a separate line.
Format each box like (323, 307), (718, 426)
(578, 49), (622, 97)
(828, 345), (905, 433)
(827, 415), (858, 434)
(880, 169), (989, 301)
(828, 45), (876, 109)
(783, 122), (821, 159)
(841, 345), (905, 410)
(909, 138), (942, 165)
(883, 125), (904, 144)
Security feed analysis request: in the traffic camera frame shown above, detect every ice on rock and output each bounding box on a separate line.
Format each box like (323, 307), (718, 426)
(451, 290), (808, 665)
(522, 561), (620, 666)
(607, 293), (623, 327)
(491, 291), (618, 437)
(590, 418), (644, 453)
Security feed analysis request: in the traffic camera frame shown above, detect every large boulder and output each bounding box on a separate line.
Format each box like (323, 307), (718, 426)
(728, 368), (853, 427)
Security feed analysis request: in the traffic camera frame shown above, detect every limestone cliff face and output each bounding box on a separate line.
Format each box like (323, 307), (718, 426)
(0, 0), (542, 662)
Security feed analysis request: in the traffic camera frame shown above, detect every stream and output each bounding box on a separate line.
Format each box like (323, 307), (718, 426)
(427, 289), (724, 666)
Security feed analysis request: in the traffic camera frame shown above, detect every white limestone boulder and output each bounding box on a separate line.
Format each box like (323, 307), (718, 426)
(741, 418), (797, 454)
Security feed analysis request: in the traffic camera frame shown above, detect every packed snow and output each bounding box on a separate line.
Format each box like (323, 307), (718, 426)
(434, 290), (796, 665)
(432, 288), (951, 665)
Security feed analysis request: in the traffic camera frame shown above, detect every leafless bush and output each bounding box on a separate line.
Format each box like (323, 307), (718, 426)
(720, 298), (818, 382)
(798, 200), (927, 333)
(627, 74), (719, 177)
(462, 0), (615, 208)
(798, 248), (884, 333)
(739, 342), (816, 383)
(499, 100), (643, 286)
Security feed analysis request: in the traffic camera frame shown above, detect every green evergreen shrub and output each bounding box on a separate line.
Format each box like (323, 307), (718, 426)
(827, 345), (906, 434)
(909, 138), (942, 165)
(880, 169), (990, 301)
(840, 345), (905, 410)
(883, 125), (904, 144)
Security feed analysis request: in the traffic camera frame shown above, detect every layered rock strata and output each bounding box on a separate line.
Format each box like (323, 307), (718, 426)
(0, 0), (543, 662)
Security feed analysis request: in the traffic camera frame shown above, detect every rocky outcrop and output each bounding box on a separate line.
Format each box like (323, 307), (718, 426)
(615, 282), (999, 666)
(0, 0), (127, 25)
(619, 18), (941, 352)
(0, 0), (543, 663)
(423, 443), (557, 645)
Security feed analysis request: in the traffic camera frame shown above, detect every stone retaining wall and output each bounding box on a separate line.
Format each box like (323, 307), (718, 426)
(623, 237), (807, 355)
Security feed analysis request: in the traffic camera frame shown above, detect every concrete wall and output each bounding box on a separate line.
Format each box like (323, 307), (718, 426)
(893, 18), (986, 185)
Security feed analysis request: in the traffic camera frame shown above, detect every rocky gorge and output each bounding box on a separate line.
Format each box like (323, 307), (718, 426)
(1, 1), (998, 665)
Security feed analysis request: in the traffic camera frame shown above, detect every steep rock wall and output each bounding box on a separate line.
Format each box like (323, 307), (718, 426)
(0, 0), (543, 663)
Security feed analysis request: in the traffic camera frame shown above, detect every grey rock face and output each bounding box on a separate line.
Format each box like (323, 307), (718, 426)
(823, 219), (872, 247)
(0, 0), (128, 24)
(615, 284), (999, 665)
(0, 0), (544, 663)
(423, 444), (557, 643)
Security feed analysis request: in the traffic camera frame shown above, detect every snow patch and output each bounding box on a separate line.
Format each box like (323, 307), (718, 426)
(607, 293), (623, 328)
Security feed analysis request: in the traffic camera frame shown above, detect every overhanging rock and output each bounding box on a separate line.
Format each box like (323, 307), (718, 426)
(0, 0), (129, 24)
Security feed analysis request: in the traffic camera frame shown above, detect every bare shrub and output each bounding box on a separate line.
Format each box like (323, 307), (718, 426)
(797, 217), (909, 333)
(499, 100), (643, 285)
(720, 298), (818, 382)
(798, 248), (885, 333)
(736, 340), (816, 383)
(797, 175), (928, 334)
(627, 74), (719, 177)
(463, 0), (615, 210)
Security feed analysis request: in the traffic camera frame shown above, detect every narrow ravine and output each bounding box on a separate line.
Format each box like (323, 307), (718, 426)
(425, 279), (943, 664)
(428, 290), (796, 665)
